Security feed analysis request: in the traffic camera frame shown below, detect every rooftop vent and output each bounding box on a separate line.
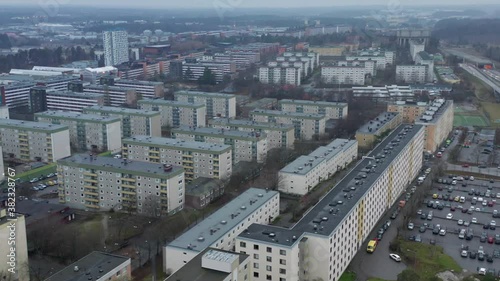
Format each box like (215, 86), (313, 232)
(258, 194), (263, 197)
(241, 206), (247, 210)
(268, 233), (276, 238)
(221, 220), (227, 225)
(74, 266), (79, 272)
(197, 236), (205, 242)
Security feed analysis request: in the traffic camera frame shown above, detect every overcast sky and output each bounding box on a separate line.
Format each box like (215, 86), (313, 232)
(3, 0), (499, 8)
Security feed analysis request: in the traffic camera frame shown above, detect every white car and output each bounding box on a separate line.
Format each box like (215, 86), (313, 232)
(491, 220), (497, 226)
(389, 253), (401, 262)
(464, 221), (470, 226)
(446, 213), (453, 219)
(439, 229), (446, 236)
(478, 268), (486, 276)
(452, 180), (457, 185)
(482, 201), (488, 206)
(461, 250), (468, 257)
(470, 176), (475, 181)
(458, 219), (464, 225)
(407, 223), (414, 230)
(472, 217), (478, 223)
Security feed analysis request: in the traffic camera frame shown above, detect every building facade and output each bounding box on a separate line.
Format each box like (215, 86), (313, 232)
(35, 111), (122, 153)
(101, 77), (164, 99)
(0, 119), (70, 162)
(182, 60), (236, 82)
(355, 112), (402, 149)
(57, 154), (185, 215)
(0, 210), (29, 281)
(279, 99), (348, 120)
(82, 84), (138, 107)
(387, 101), (428, 123)
(103, 30), (129, 66)
(174, 91), (236, 119)
(396, 65), (428, 84)
(258, 63), (302, 86)
(138, 99), (206, 128)
(185, 178), (225, 209)
(46, 90), (106, 112)
(415, 99), (454, 153)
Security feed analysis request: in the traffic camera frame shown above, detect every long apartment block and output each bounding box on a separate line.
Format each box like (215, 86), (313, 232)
(278, 139), (358, 195)
(208, 118), (295, 150)
(163, 187), (279, 274)
(138, 99), (206, 128)
(250, 109), (326, 140)
(171, 126), (267, 164)
(105, 78), (164, 99)
(355, 112), (402, 149)
(35, 111), (122, 153)
(174, 91), (236, 118)
(46, 90), (105, 112)
(122, 136), (232, 181)
(279, 99), (348, 120)
(235, 124), (424, 281)
(415, 99), (454, 153)
(57, 154), (185, 215)
(83, 106), (161, 138)
(82, 84), (138, 107)
(0, 119), (70, 162)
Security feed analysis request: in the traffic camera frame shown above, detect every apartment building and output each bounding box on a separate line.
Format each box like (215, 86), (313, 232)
(171, 126), (268, 164)
(345, 49), (395, 70)
(35, 111), (122, 153)
(57, 154), (185, 215)
(83, 106), (161, 138)
(122, 136), (232, 180)
(182, 60), (236, 82)
(100, 77), (164, 99)
(208, 118), (295, 150)
(396, 65), (428, 84)
(250, 109), (326, 140)
(46, 252), (131, 281)
(81, 84), (138, 107)
(204, 51), (260, 70)
(46, 90), (106, 112)
(279, 99), (348, 120)
(279, 139), (358, 195)
(138, 99), (206, 128)
(387, 101), (428, 123)
(415, 51), (435, 82)
(175, 91), (236, 119)
(185, 178), (225, 209)
(163, 187), (279, 274)
(281, 52), (320, 71)
(0, 148), (3, 182)
(355, 112), (402, 149)
(410, 40), (425, 62)
(321, 60), (375, 85)
(235, 124), (425, 281)
(258, 62), (302, 86)
(103, 30), (129, 66)
(415, 99), (454, 153)
(0, 210), (29, 281)
(0, 119), (70, 162)
(0, 82), (36, 108)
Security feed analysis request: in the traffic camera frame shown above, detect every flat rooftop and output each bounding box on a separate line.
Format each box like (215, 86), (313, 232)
(138, 99), (205, 108)
(123, 136), (232, 154)
(357, 112), (400, 134)
(45, 252), (130, 281)
(46, 90), (104, 99)
(245, 98), (278, 108)
(58, 154), (184, 179)
(84, 106), (160, 117)
(84, 84), (135, 92)
(172, 126), (267, 141)
(208, 118), (294, 131)
(114, 79), (163, 86)
(166, 188), (278, 251)
(35, 111), (121, 124)
(279, 99), (347, 108)
(415, 100), (453, 125)
(238, 124), (423, 246)
(0, 119), (68, 133)
(417, 51), (433, 61)
(175, 90), (235, 99)
(250, 109), (325, 120)
(186, 177), (223, 196)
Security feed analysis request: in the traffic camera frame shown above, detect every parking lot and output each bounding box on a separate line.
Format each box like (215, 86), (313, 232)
(405, 175), (500, 275)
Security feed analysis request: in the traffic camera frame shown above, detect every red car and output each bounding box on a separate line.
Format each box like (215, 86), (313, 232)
(450, 206), (456, 211)
(462, 164), (469, 168)
(488, 236), (494, 244)
(488, 201), (494, 207)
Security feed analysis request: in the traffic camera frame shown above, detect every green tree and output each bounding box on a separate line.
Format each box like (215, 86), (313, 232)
(483, 274), (496, 281)
(397, 269), (420, 281)
(198, 67), (217, 85)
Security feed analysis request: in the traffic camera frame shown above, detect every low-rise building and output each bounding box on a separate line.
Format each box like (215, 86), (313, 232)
(163, 187), (279, 274)
(46, 90), (106, 112)
(122, 136), (232, 181)
(57, 154), (185, 215)
(83, 106), (161, 138)
(175, 91), (236, 119)
(171, 126), (268, 164)
(0, 209), (29, 281)
(0, 119), (70, 162)
(352, 85), (414, 100)
(250, 109), (327, 140)
(415, 99), (454, 153)
(208, 118), (295, 150)
(35, 111), (122, 153)
(185, 177), (225, 209)
(45, 251), (131, 281)
(355, 112), (402, 149)
(279, 99), (348, 120)
(387, 101), (428, 123)
(138, 99), (206, 128)
(279, 139), (358, 195)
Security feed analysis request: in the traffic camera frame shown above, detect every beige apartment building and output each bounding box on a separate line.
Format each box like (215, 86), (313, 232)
(0, 209), (29, 281)
(174, 91), (236, 118)
(387, 101), (428, 123)
(57, 154), (185, 215)
(35, 111), (122, 153)
(208, 118), (295, 150)
(171, 126), (268, 163)
(83, 105), (161, 138)
(355, 112), (402, 149)
(138, 99), (206, 128)
(0, 119), (70, 163)
(122, 136), (232, 181)
(279, 99), (348, 120)
(415, 99), (454, 153)
(250, 109), (326, 140)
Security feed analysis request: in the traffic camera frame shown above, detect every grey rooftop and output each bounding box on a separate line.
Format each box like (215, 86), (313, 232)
(123, 136), (232, 153)
(357, 112), (400, 134)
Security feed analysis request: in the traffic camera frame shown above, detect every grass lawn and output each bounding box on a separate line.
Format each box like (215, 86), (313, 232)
(339, 271), (356, 281)
(462, 71), (494, 101)
(453, 113), (489, 127)
(15, 163), (57, 182)
(480, 102), (500, 126)
(367, 278), (392, 281)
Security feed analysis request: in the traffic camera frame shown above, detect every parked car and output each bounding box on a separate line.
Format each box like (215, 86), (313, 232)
(407, 222), (414, 230)
(446, 213), (453, 219)
(461, 250), (468, 257)
(389, 253), (401, 262)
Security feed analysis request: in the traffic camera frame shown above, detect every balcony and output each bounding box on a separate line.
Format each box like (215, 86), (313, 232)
(84, 178), (98, 184)
(84, 203), (100, 209)
(182, 158), (193, 163)
(121, 183), (136, 189)
(122, 188), (136, 195)
(121, 177), (136, 182)
(84, 190), (99, 196)
(84, 197), (99, 203)
(83, 171), (97, 177)
(149, 154), (160, 159)
(84, 184), (98, 189)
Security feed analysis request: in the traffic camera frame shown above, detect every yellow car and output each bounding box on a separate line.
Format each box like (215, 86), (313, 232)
(432, 194), (438, 199)
(454, 196), (460, 202)
(47, 181), (55, 186)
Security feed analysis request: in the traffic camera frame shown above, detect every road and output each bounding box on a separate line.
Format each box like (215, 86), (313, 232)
(460, 63), (500, 98)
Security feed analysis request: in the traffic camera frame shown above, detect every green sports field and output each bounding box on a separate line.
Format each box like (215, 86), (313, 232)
(454, 113), (489, 127)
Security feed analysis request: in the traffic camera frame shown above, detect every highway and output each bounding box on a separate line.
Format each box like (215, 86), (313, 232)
(460, 63), (500, 97)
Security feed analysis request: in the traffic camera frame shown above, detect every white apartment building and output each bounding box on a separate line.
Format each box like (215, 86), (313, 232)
(103, 30), (129, 66)
(281, 52), (320, 70)
(0, 119), (70, 163)
(208, 118), (295, 150)
(0, 148), (3, 182)
(352, 85), (414, 100)
(171, 126), (268, 164)
(415, 51), (435, 82)
(276, 57), (312, 77)
(182, 60), (236, 82)
(0, 82), (35, 108)
(346, 49), (395, 70)
(204, 51), (260, 70)
(174, 91), (236, 119)
(35, 111), (122, 153)
(321, 62), (368, 85)
(83, 106), (161, 138)
(410, 40), (425, 62)
(396, 65), (428, 84)
(235, 124), (425, 281)
(109, 79), (164, 99)
(250, 109), (326, 141)
(46, 90), (106, 112)
(259, 63), (302, 86)
(279, 139), (358, 195)
(122, 136), (232, 181)
(163, 187), (279, 274)
(0, 210), (29, 281)
(82, 84), (138, 107)
(279, 99), (348, 120)
(415, 99), (454, 153)
(57, 154), (185, 215)
(138, 99), (206, 128)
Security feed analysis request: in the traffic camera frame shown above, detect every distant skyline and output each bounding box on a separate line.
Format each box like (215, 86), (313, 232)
(2, 0), (500, 8)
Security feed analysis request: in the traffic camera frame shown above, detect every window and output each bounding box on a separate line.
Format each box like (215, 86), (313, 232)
(280, 249), (286, 255)
(266, 256), (272, 262)
(267, 247), (272, 253)
(254, 245), (259, 250)
(280, 259), (286, 265)
(240, 241), (246, 248)
(254, 272), (259, 278)
(266, 275), (272, 280)
(280, 268), (286, 274)
(254, 254), (259, 259)
(266, 265), (272, 271)
(253, 263), (259, 269)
